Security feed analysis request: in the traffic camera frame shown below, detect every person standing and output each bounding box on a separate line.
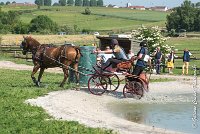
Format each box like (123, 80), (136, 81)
(153, 47), (162, 74)
(132, 41), (151, 76)
(167, 50), (177, 74)
(182, 48), (193, 75)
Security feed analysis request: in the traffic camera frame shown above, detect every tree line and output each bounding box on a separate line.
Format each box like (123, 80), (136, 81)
(166, 0), (200, 32)
(0, 0), (104, 7)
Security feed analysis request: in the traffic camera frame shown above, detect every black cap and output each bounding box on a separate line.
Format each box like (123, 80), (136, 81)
(139, 41), (147, 47)
(111, 39), (119, 46)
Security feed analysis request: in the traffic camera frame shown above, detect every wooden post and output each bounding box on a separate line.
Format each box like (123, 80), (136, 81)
(162, 55), (166, 73)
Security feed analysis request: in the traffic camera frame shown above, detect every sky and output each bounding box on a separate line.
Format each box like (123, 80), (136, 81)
(1, 0), (200, 8)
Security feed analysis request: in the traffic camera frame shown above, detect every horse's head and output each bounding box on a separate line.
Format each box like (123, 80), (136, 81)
(20, 36), (41, 55)
(20, 36), (30, 55)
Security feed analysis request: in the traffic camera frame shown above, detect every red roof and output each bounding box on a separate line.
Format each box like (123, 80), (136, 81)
(128, 6), (145, 8)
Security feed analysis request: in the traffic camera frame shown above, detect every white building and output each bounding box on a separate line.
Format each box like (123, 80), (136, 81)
(150, 6), (168, 12)
(127, 2), (131, 7)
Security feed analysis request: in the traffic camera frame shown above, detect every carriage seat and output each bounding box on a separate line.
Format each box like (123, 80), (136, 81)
(116, 56), (135, 72)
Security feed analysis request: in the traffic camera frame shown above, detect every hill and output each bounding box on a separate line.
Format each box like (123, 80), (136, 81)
(1, 5), (168, 32)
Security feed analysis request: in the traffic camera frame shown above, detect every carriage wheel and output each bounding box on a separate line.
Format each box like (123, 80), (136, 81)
(133, 81), (144, 97)
(103, 74), (120, 91)
(123, 81), (144, 98)
(88, 75), (107, 95)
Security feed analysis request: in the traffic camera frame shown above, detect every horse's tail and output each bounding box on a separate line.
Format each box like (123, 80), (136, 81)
(74, 46), (82, 62)
(74, 46), (83, 57)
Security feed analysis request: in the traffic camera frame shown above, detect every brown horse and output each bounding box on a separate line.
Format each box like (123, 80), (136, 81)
(20, 36), (81, 87)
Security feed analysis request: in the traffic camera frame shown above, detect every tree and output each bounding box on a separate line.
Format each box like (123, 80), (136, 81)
(195, 2), (200, 8)
(13, 22), (29, 34)
(97, 0), (103, 7)
(0, 10), (20, 33)
(90, 0), (97, 6)
(44, 0), (51, 6)
(134, 26), (175, 55)
(75, 0), (82, 6)
(6, 1), (10, 5)
(166, 0), (196, 32)
(60, 25), (74, 34)
(35, 0), (43, 6)
(83, 0), (89, 6)
(67, 0), (74, 6)
(59, 0), (66, 6)
(29, 15), (58, 34)
(12, 1), (16, 3)
(0, 2), (4, 5)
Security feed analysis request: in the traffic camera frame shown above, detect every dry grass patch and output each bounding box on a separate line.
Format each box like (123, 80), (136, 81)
(0, 34), (96, 46)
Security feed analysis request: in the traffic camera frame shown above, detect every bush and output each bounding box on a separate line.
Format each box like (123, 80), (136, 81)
(29, 15), (58, 34)
(60, 25), (74, 34)
(84, 7), (91, 15)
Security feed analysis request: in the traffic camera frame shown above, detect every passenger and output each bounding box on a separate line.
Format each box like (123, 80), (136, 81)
(127, 50), (134, 60)
(100, 46), (115, 63)
(131, 41), (151, 76)
(95, 39), (128, 71)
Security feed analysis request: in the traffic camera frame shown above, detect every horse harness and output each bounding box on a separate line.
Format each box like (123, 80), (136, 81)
(32, 45), (80, 67)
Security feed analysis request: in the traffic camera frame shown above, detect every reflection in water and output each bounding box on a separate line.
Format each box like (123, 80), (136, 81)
(107, 94), (200, 134)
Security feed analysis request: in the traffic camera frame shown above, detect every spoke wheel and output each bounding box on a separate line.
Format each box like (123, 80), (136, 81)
(123, 84), (135, 98)
(104, 74), (120, 91)
(133, 81), (144, 97)
(88, 75), (107, 95)
(123, 81), (144, 98)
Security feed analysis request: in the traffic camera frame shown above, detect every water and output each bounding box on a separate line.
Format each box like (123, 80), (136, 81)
(107, 94), (200, 134)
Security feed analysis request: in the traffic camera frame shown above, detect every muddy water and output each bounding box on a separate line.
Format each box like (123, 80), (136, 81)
(107, 94), (200, 134)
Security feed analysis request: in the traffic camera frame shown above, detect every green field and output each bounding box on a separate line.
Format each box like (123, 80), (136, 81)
(1, 5), (168, 31)
(166, 37), (200, 75)
(0, 69), (113, 134)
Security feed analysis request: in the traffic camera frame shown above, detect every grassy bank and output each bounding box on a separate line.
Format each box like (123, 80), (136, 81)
(1, 6), (167, 31)
(0, 69), (113, 134)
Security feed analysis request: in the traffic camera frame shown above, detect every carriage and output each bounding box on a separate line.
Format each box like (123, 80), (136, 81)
(20, 36), (149, 99)
(87, 60), (150, 99)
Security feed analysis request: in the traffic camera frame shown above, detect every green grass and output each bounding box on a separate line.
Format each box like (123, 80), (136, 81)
(165, 37), (200, 75)
(1, 6), (168, 31)
(150, 78), (175, 82)
(0, 53), (33, 66)
(0, 69), (113, 134)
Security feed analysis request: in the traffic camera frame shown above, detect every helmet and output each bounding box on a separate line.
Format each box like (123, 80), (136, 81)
(139, 41), (147, 47)
(111, 39), (119, 46)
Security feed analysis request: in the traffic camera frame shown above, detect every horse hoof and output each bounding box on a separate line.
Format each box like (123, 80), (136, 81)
(36, 81), (40, 87)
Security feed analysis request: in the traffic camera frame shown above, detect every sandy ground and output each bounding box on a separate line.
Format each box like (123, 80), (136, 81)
(0, 61), (199, 134)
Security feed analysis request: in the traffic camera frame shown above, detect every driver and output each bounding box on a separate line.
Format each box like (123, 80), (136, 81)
(131, 41), (151, 76)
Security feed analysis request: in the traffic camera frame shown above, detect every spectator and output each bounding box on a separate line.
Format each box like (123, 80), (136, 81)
(127, 50), (134, 60)
(167, 50), (178, 74)
(153, 47), (162, 74)
(182, 48), (194, 75)
(131, 41), (151, 76)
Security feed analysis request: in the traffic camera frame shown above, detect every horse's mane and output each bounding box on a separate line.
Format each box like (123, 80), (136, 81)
(25, 36), (41, 47)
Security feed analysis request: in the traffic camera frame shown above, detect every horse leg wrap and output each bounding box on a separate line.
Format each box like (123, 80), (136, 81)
(31, 77), (37, 84)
